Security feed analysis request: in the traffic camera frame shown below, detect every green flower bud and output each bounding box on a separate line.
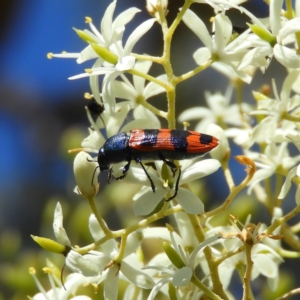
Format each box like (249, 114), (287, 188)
(91, 43), (118, 65)
(252, 91), (269, 101)
(248, 24), (276, 47)
(163, 242), (185, 269)
(161, 162), (170, 183)
(31, 235), (66, 254)
(73, 28), (97, 44)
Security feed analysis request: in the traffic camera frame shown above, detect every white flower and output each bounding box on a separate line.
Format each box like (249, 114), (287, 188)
(249, 70), (300, 146)
(217, 239), (283, 291)
(239, 0), (300, 70)
(102, 59), (167, 117)
(29, 263), (92, 300)
(192, 0), (247, 10)
(65, 215), (154, 300)
(178, 86), (252, 132)
(51, 1), (156, 111)
(123, 158), (221, 216)
(73, 151), (99, 198)
(146, 0), (169, 20)
(182, 10), (252, 82)
(206, 217), (283, 292)
(145, 230), (222, 300)
(247, 142), (300, 194)
(53, 202), (72, 248)
(279, 164), (300, 205)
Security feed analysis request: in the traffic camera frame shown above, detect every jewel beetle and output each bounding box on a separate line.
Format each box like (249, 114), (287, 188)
(98, 129), (219, 200)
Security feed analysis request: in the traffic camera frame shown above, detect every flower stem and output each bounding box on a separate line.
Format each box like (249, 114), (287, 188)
(203, 246), (229, 300)
(191, 275), (223, 300)
(242, 244), (255, 300)
(87, 196), (110, 236)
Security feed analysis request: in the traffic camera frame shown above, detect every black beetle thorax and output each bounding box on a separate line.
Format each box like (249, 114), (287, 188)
(98, 132), (131, 166)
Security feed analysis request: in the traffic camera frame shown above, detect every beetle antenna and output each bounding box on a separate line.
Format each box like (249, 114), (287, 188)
(91, 165), (99, 186)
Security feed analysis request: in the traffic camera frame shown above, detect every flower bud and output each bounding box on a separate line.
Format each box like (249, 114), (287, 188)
(248, 24), (276, 47)
(163, 242), (185, 269)
(31, 235), (67, 254)
(73, 28), (97, 43)
(146, 0), (168, 20)
(73, 151), (99, 198)
(90, 43), (118, 65)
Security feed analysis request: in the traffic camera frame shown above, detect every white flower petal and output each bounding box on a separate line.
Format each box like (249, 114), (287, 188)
(193, 47), (212, 65)
(182, 9), (212, 49)
(238, 46), (270, 70)
(66, 251), (108, 276)
(119, 165), (162, 188)
(116, 56), (136, 71)
(124, 19), (156, 55)
(142, 227), (184, 246)
(274, 44), (300, 69)
(181, 159), (221, 184)
(73, 152), (99, 198)
(53, 202), (72, 247)
(178, 107), (212, 123)
(121, 113), (160, 132)
(132, 105), (161, 126)
(133, 188), (166, 216)
(144, 74), (167, 99)
(247, 167), (276, 194)
(102, 71), (122, 115)
(104, 265), (119, 300)
(105, 102), (132, 137)
(101, 1), (116, 45)
(124, 231), (144, 257)
(174, 212), (198, 248)
(269, 0), (284, 36)
(89, 59), (104, 104)
(172, 267), (192, 286)
(176, 188), (204, 214)
(113, 7), (141, 30)
(111, 80), (136, 101)
(277, 17), (300, 43)
(252, 254), (278, 278)
(133, 60), (153, 94)
(214, 14), (232, 52)
(76, 44), (99, 64)
(147, 277), (171, 300)
(280, 69), (300, 105)
(278, 166), (298, 199)
(121, 261), (155, 288)
(88, 214), (116, 254)
(81, 130), (105, 150)
(123, 284), (143, 300)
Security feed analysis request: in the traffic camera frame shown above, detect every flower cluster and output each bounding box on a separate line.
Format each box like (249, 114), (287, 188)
(32, 0), (300, 299)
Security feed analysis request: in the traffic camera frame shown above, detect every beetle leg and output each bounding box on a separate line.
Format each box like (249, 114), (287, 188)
(91, 166), (100, 186)
(115, 160), (131, 180)
(158, 153), (181, 201)
(166, 168), (181, 201)
(136, 158), (156, 193)
(107, 165), (113, 183)
(158, 152), (176, 169)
